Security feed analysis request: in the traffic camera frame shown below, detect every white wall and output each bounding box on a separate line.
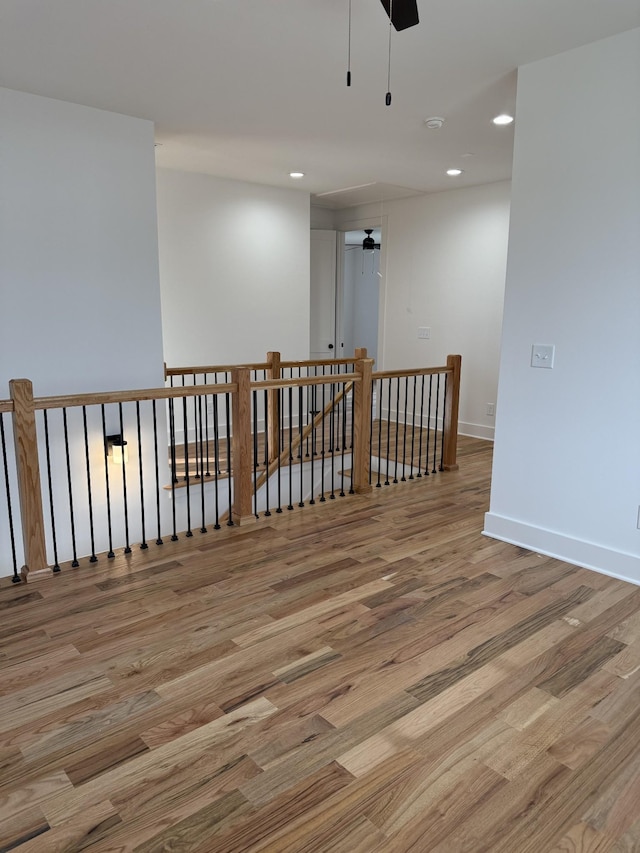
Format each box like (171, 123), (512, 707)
(311, 205), (337, 230)
(0, 87), (164, 395)
(337, 182), (511, 439)
(0, 87), (166, 575)
(157, 169), (311, 365)
(485, 29), (640, 581)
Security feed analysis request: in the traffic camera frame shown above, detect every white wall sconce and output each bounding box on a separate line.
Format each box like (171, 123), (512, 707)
(105, 434), (128, 464)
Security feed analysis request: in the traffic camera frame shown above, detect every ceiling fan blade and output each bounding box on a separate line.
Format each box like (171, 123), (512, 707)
(379, 0), (419, 31)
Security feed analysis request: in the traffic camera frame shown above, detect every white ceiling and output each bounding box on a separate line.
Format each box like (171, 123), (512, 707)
(1, 1), (638, 208)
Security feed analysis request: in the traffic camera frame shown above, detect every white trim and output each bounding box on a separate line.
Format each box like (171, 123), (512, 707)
(459, 422), (494, 441)
(483, 512), (640, 586)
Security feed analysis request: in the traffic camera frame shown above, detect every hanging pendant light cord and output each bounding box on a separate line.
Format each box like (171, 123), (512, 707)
(386, 0), (393, 105)
(347, 0), (352, 86)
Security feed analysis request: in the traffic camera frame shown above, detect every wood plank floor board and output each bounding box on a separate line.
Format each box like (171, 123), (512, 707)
(2, 436), (640, 850)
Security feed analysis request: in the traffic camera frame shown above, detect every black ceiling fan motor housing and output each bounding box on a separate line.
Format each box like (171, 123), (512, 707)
(379, 0), (419, 31)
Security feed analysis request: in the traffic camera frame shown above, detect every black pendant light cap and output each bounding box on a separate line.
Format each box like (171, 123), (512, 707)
(386, 92), (392, 106)
(347, 71), (352, 86)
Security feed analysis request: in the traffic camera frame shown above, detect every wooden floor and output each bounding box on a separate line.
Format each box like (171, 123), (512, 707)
(2, 437), (640, 851)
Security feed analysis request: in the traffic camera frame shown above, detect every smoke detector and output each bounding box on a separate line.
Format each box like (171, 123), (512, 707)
(424, 117), (445, 129)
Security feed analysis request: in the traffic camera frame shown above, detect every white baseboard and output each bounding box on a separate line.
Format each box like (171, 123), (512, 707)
(483, 512), (640, 587)
(459, 422), (494, 441)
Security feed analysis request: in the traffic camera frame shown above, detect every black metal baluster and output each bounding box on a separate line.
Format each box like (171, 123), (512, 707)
(100, 405), (115, 558)
(385, 378), (392, 486)
(118, 403), (132, 553)
(152, 400), (163, 545)
(262, 370), (268, 466)
(309, 383), (316, 505)
(298, 385), (304, 506)
(401, 376), (409, 481)
(376, 378), (382, 488)
(393, 378), (401, 484)
(340, 381), (347, 496)
(304, 365), (313, 459)
(0, 415), (20, 582)
(433, 374), (441, 474)
(409, 376), (417, 480)
(276, 388), (283, 513)
(82, 407), (97, 562)
(193, 375), (200, 480)
(198, 395), (206, 533)
(62, 408), (79, 566)
(425, 375), (433, 475)
(288, 386), (294, 510)
(264, 389), (271, 516)
(182, 396), (192, 537)
(204, 374), (211, 477)
(313, 366), (319, 458)
(320, 372), (326, 502)
(135, 402), (148, 550)
(334, 367), (341, 452)
(330, 384), (336, 500)
(213, 394), (221, 529)
(169, 398), (178, 540)
(41, 411), (60, 572)
(369, 378), (375, 486)
(225, 391), (233, 525)
(417, 375), (425, 478)
(253, 389), (259, 517)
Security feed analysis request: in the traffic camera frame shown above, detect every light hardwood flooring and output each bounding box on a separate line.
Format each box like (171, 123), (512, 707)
(2, 437), (640, 851)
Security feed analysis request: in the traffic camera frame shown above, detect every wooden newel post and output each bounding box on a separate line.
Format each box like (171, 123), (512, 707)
(442, 354), (461, 471)
(352, 352), (374, 494)
(230, 367), (256, 526)
(266, 351), (281, 465)
(10, 379), (51, 581)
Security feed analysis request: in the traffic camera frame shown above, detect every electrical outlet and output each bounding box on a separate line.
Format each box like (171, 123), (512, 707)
(418, 327), (431, 340)
(486, 403), (495, 416)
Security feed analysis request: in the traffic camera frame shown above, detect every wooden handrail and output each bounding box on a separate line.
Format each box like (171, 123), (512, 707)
(372, 365), (452, 380)
(33, 383), (234, 411)
(166, 362), (268, 377)
(250, 373), (359, 391)
(279, 357), (362, 368)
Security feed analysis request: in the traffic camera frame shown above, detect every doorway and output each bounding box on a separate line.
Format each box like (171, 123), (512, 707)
(309, 225), (382, 364)
(340, 229), (381, 365)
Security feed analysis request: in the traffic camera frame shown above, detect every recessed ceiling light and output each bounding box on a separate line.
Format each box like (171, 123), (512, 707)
(289, 172), (305, 179)
(446, 169), (463, 176)
(492, 114), (514, 126)
(424, 117), (445, 129)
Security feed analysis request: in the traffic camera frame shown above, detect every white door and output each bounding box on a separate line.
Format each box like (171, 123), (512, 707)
(310, 230), (338, 359)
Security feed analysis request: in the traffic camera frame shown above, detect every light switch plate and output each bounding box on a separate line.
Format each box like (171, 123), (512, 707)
(418, 327), (431, 340)
(531, 344), (555, 369)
